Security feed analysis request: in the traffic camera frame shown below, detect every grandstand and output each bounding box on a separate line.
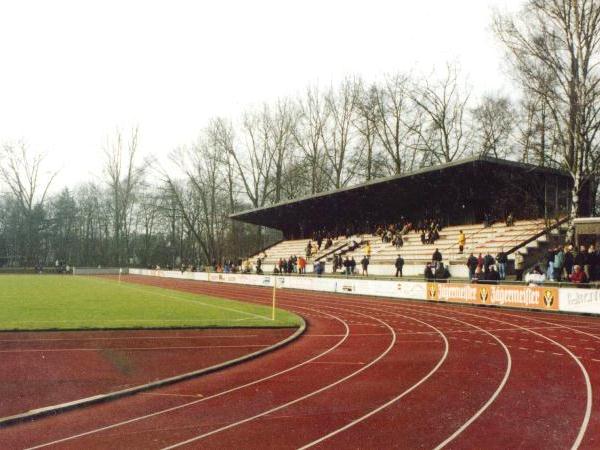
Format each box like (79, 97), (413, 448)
(232, 156), (574, 279)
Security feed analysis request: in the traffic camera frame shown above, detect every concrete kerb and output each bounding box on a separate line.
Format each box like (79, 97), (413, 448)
(0, 318), (306, 428)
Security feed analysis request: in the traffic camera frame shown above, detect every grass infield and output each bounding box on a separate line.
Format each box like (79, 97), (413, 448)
(0, 275), (302, 330)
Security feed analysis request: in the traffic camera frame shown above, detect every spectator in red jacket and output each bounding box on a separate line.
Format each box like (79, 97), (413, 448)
(570, 265), (588, 284)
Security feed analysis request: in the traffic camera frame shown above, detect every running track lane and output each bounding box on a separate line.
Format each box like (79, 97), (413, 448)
(9, 278), (502, 446)
(1, 276), (597, 447)
(0, 329), (296, 418)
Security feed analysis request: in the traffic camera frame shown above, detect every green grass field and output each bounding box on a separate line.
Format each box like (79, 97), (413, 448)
(0, 275), (302, 330)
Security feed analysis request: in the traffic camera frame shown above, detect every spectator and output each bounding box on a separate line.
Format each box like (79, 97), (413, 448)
(395, 254), (404, 277)
(343, 257), (351, 275)
(350, 257), (357, 275)
(514, 252), (525, 281)
(545, 247), (556, 281)
(496, 250), (508, 280)
(486, 265), (500, 282)
(434, 261), (450, 279)
(256, 257), (263, 274)
(477, 253), (484, 272)
(361, 255), (369, 276)
(424, 262), (434, 280)
(467, 253), (478, 280)
(570, 265), (588, 284)
(298, 256), (306, 274)
(432, 248), (442, 262)
(420, 230), (426, 245)
(306, 241), (313, 258)
(564, 245), (575, 278)
(525, 264), (546, 285)
(366, 241), (372, 258)
(483, 252), (495, 276)
(553, 247), (565, 282)
(589, 245), (599, 281)
(574, 245), (588, 278)
(506, 212), (514, 227)
(458, 230), (466, 254)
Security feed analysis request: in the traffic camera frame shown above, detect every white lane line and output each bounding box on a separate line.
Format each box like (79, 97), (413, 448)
(163, 314), (449, 450)
(417, 305), (593, 450)
(298, 321), (449, 450)
(161, 310), (404, 450)
(309, 361), (365, 365)
(141, 393), (204, 398)
(0, 345), (270, 353)
(535, 350), (545, 353)
(299, 298), (511, 450)
(26, 304), (350, 450)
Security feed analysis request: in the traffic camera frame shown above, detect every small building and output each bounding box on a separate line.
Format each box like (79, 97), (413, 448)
(574, 217), (600, 247)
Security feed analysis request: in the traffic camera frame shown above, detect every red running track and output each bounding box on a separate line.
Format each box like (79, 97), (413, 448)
(1, 274), (600, 449)
(0, 328), (296, 419)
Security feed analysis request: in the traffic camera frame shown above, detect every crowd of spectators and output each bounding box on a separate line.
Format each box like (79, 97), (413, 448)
(526, 244), (600, 284)
(464, 250), (508, 282)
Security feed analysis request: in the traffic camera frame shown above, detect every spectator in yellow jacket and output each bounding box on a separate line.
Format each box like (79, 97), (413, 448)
(458, 230), (466, 254)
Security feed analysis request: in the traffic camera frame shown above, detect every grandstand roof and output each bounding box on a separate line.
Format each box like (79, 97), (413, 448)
(231, 156), (572, 238)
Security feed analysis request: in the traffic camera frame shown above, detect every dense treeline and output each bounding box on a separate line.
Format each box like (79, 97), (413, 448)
(2, 0), (600, 268)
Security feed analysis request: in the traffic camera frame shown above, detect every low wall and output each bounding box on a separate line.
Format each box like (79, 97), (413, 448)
(73, 267), (129, 276)
(128, 269), (600, 315)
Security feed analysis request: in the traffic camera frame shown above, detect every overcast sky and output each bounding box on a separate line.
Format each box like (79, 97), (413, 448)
(0, 0), (525, 187)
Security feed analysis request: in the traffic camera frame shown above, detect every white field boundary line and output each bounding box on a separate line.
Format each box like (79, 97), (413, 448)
(25, 305), (349, 449)
(298, 301), (512, 450)
(0, 345), (270, 353)
(86, 277), (274, 322)
(161, 309), (448, 450)
(411, 303), (592, 450)
(2, 318), (266, 324)
(1, 317), (307, 430)
(0, 335), (261, 343)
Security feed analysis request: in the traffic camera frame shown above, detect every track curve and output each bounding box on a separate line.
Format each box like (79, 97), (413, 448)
(1, 276), (599, 449)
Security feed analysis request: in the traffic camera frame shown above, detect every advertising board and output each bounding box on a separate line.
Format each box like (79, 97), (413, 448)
(427, 282), (559, 310)
(559, 288), (600, 314)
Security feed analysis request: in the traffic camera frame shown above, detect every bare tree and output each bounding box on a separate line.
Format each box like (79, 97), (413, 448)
(471, 94), (515, 158)
(0, 142), (58, 264)
(103, 127), (147, 265)
(293, 86), (330, 194)
(372, 73), (422, 174)
(322, 78), (362, 188)
(0, 142), (57, 214)
(495, 0), (600, 240)
(412, 64), (472, 164)
(265, 99), (298, 203)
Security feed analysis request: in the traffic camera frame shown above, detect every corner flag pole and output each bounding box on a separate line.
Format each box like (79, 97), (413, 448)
(119, 267), (122, 284)
(271, 277), (277, 321)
